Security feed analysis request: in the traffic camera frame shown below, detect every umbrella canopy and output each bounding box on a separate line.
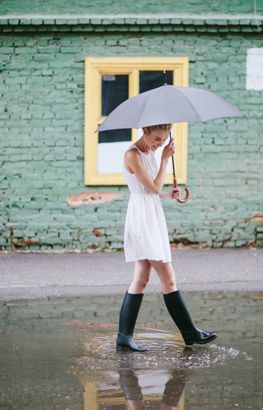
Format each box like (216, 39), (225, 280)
(97, 84), (244, 132)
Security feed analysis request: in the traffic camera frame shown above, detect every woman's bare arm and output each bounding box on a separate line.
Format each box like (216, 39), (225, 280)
(124, 140), (175, 195)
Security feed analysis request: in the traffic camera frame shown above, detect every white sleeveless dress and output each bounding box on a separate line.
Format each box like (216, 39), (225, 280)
(123, 144), (172, 263)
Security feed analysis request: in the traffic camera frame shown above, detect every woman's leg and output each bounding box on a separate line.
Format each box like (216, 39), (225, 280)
(149, 260), (217, 345)
(128, 260), (152, 293)
(117, 260), (151, 352)
(148, 260), (177, 294)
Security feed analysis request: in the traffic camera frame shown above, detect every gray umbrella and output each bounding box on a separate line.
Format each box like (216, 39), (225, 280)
(97, 84), (244, 203)
(97, 84), (244, 132)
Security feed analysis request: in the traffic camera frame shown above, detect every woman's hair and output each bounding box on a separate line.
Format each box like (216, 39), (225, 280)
(143, 124), (172, 132)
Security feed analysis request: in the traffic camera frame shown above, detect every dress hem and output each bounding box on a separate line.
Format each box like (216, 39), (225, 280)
(125, 257), (172, 263)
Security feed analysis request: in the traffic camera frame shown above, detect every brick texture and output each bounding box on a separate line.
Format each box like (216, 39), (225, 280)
(0, 6), (263, 251)
(0, 0), (262, 14)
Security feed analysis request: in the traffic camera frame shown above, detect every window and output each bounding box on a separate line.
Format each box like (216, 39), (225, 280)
(84, 57), (189, 185)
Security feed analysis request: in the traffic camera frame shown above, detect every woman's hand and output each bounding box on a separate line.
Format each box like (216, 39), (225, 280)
(161, 139), (175, 161)
(171, 187), (181, 200)
(159, 187), (181, 200)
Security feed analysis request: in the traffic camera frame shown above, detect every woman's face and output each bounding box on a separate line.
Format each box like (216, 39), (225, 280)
(144, 128), (170, 151)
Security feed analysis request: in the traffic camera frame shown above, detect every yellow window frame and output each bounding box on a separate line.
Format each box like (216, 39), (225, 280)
(84, 56), (189, 186)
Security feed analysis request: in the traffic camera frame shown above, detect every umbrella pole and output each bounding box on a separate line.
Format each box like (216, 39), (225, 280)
(169, 131), (176, 180)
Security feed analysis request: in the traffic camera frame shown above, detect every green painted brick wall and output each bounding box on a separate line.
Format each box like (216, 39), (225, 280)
(1, 0), (263, 14)
(0, 6), (263, 251)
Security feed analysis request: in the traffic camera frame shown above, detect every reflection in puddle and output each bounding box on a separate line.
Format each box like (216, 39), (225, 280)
(72, 329), (253, 409)
(83, 368), (187, 409)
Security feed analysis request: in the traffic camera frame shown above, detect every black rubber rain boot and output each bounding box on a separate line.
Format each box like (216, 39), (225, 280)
(116, 292), (148, 352)
(163, 290), (217, 346)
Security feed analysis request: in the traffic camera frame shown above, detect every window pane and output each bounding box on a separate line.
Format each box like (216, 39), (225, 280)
(102, 74), (129, 116)
(98, 129), (131, 143)
(139, 71), (173, 93)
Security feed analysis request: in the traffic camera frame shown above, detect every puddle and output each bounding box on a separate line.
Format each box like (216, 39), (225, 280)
(74, 328), (252, 372)
(71, 328), (257, 409)
(0, 292), (263, 409)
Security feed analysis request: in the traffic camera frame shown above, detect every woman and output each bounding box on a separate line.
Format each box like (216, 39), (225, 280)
(117, 124), (217, 352)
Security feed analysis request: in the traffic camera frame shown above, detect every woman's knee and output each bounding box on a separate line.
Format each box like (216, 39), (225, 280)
(131, 272), (150, 292)
(128, 261), (151, 293)
(164, 279), (177, 290)
(149, 261), (176, 288)
(161, 270), (177, 292)
(133, 273), (150, 290)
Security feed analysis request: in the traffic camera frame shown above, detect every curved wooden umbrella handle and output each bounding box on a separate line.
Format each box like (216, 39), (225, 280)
(177, 187), (190, 203)
(173, 178), (190, 204)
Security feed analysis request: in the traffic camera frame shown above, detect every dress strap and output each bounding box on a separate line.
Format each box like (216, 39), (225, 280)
(127, 144), (150, 156)
(127, 144), (137, 152)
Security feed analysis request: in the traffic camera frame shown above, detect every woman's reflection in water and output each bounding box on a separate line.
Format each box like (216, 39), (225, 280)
(119, 367), (188, 410)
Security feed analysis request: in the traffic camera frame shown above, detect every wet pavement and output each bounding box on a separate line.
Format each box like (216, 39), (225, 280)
(1, 248), (263, 300)
(0, 291), (262, 409)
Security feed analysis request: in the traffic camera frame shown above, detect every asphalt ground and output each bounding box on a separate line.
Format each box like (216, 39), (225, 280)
(0, 248), (262, 300)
